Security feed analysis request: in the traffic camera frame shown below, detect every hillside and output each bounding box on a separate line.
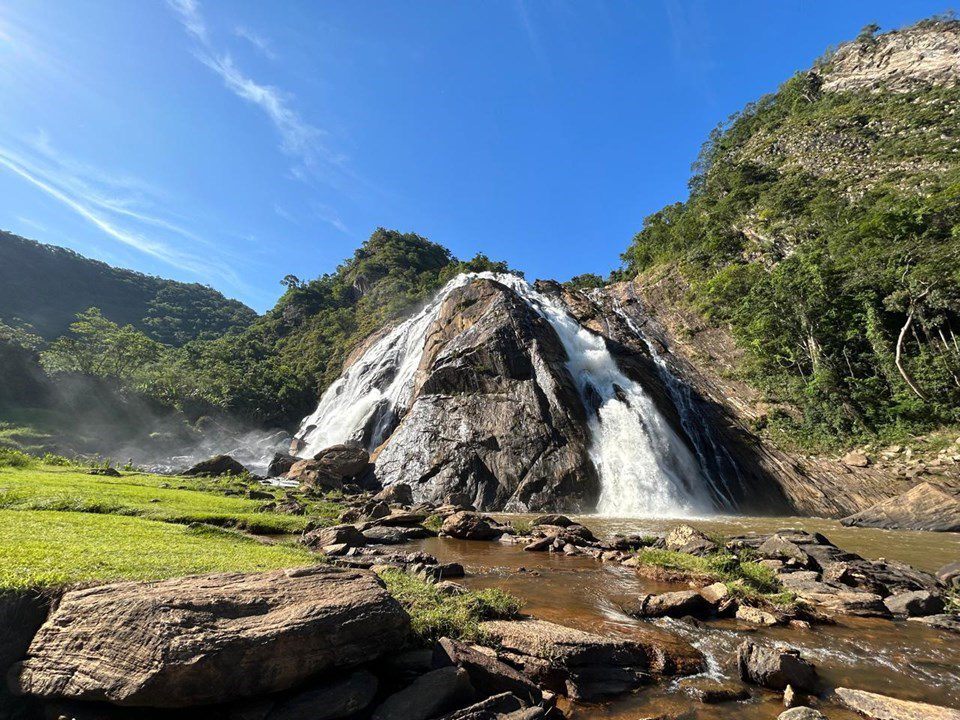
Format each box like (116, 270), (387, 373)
(0, 232), (256, 345)
(619, 18), (960, 451)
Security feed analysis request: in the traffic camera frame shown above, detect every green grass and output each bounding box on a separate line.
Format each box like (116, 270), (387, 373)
(0, 509), (317, 590)
(0, 465), (311, 533)
(377, 567), (522, 645)
(633, 548), (792, 604)
(423, 513), (443, 533)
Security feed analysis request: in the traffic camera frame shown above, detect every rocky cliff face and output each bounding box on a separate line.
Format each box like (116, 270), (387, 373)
(369, 278), (601, 511)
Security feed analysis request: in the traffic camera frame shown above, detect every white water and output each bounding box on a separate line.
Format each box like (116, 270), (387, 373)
(294, 273), (714, 516)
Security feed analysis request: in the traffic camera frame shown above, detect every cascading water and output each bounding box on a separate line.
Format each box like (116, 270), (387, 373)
(294, 272), (715, 517)
(607, 295), (745, 510)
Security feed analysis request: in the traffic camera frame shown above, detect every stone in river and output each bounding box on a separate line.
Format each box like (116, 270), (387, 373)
(370, 666), (475, 720)
(737, 641), (817, 692)
(835, 687), (960, 720)
(883, 590), (945, 617)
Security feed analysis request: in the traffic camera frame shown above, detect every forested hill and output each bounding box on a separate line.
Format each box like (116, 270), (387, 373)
(619, 17), (960, 449)
(0, 232), (256, 345)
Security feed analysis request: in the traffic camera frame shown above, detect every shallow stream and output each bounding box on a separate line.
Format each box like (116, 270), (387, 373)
(411, 515), (960, 719)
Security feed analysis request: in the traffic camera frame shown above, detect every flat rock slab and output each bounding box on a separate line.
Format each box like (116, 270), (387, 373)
(835, 687), (960, 720)
(840, 482), (960, 532)
(11, 566), (409, 707)
(478, 619), (704, 675)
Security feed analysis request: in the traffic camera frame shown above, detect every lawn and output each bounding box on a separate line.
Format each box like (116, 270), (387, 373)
(0, 465), (311, 533)
(0, 509), (317, 590)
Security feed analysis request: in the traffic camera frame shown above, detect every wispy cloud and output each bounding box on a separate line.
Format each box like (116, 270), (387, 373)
(166, 0), (339, 179)
(312, 203), (349, 235)
(234, 25), (276, 60)
(0, 135), (241, 286)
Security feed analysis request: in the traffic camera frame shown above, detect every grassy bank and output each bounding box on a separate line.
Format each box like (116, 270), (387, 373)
(0, 510), (316, 590)
(0, 457), (346, 592)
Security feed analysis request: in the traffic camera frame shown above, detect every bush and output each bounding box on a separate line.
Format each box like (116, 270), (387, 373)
(0, 448), (35, 468)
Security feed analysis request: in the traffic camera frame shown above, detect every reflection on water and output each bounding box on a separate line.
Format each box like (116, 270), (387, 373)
(411, 516), (960, 719)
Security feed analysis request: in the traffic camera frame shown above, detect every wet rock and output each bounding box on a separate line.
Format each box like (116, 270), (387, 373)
(265, 670), (378, 720)
(798, 590), (891, 618)
(665, 524), (717, 556)
(778, 708), (826, 720)
(442, 511), (503, 540)
(182, 454), (247, 477)
(303, 524), (367, 550)
(736, 605), (780, 626)
(840, 482), (960, 532)
(87, 467), (121, 477)
(835, 687), (960, 720)
(362, 526), (410, 545)
(523, 537), (553, 552)
(479, 618), (704, 675)
(371, 666), (475, 720)
(313, 444), (370, 479)
(376, 510), (429, 527)
(737, 641), (817, 692)
(681, 677), (749, 704)
(267, 452), (297, 478)
(10, 566), (409, 707)
(565, 665), (647, 701)
(418, 562), (466, 581)
(375, 483), (413, 506)
(433, 638), (543, 706)
(883, 590), (945, 617)
(626, 591), (714, 619)
(435, 691), (530, 720)
(907, 614), (960, 633)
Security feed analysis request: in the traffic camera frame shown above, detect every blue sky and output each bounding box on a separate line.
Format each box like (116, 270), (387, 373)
(0, 1), (949, 312)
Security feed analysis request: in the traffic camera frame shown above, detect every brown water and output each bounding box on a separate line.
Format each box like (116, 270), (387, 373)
(411, 515), (960, 719)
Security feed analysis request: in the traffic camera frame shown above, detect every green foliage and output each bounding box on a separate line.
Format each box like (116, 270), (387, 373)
(423, 513), (444, 533)
(377, 567), (522, 645)
(620, 23), (960, 449)
(0, 448), (34, 468)
(0, 509), (315, 590)
(564, 273), (606, 290)
(633, 548), (786, 599)
(0, 231), (255, 345)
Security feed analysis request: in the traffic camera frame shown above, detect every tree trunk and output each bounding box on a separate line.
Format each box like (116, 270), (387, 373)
(895, 308), (927, 401)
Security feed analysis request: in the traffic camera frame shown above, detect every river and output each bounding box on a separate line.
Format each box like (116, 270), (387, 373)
(410, 515), (960, 719)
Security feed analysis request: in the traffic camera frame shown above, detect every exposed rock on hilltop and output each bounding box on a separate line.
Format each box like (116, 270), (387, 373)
(820, 20), (960, 93)
(373, 277), (601, 511)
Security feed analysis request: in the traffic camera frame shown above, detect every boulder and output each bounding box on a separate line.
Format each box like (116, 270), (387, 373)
(479, 618), (704, 675)
(286, 460), (341, 489)
(313, 444), (370, 479)
(883, 590), (945, 617)
(625, 591), (714, 619)
(444, 492), (475, 509)
(442, 512), (502, 540)
(778, 709), (826, 720)
(182, 454), (248, 477)
(266, 670), (378, 720)
(842, 450), (870, 467)
(736, 605), (780, 626)
(835, 687), (960, 720)
(10, 566), (409, 707)
(374, 483), (414, 506)
(936, 562), (960, 588)
(699, 582), (730, 604)
(371, 666), (475, 720)
(531, 514), (574, 527)
(664, 525), (717, 556)
(737, 641), (817, 692)
(376, 510), (429, 527)
(433, 638), (542, 706)
(797, 590), (891, 618)
(267, 452), (297, 478)
(840, 483), (960, 532)
(681, 678), (750, 704)
(564, 665), (646, 701)
(362, 526), (410, 545)
(758, 535), (811, 566)
(303, 524), (367, 550)
(434, 692), (529, 720)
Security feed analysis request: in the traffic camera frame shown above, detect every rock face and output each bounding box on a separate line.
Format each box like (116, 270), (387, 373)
(737, 641), (817, 692)
(10, 566), (409, 707)
(841, 483), (960, 532)
(835, 687), (960, 720)
(314, 444), (371, 479)
(371, 278), (601, 511)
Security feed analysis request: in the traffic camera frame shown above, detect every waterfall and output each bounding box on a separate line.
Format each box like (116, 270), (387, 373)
(608, 295), (744, 510)
(294, 272), (714, 516)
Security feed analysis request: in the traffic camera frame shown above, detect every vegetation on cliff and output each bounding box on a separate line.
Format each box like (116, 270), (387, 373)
(619, 19), (960, 449)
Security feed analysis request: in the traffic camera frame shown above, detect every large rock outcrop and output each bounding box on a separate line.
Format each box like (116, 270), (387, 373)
(9, 566), (409, 707)
(840, 482), (960, 532)
(373, 278), (601, 511)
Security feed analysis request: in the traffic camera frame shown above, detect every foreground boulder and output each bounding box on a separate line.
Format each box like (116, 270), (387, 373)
(314, 444), (371, 479)
(433, 638), (542, 706)
(737, 641), (817, 692)
(835, 687), (960, 720)
(624, 591), (714, 619)
(665, 524), (717, 556)
(10, 566), (409, 707)
(840, 482), (960, 532)
(267, 452), (298, 478)
(182, 454), (248, 477)
(371, 666), (474, 720)
(266, 669), (378, 720)
(883, 590), (945, 617)
(441, 511), (502, 540)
